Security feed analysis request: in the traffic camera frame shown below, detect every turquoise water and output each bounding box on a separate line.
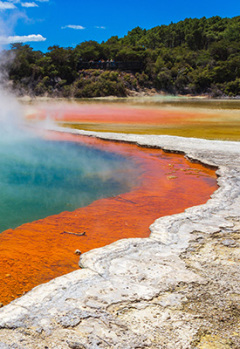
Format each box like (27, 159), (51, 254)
(0, 132), (138, 232)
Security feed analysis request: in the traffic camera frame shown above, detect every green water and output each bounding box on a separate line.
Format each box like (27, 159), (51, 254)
(0, 132), (138, 232)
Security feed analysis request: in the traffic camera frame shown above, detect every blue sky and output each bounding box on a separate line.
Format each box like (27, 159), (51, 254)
(0, 0), (239, 51)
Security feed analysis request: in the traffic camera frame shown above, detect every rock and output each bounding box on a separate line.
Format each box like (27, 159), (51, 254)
(167, 175), (177, 180)
(68, 343), (86, 349)
(74, 249), (82, 255)
(222, 239), (236, 247)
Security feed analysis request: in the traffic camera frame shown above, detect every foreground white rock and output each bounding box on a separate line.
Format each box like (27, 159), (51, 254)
(0, 132), (240, 349)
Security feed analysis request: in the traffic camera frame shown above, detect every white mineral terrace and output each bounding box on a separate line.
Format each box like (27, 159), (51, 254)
(0, 131), (240, 349)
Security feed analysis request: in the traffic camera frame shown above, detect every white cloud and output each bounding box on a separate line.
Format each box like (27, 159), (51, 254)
(0, 34), (46, 44)
(3, 0), (49, 7)
(0, 1), (16, 9)
(95, 26), (106, 29)
(62, 25), (85, 30)
(21, 2), (38, 7)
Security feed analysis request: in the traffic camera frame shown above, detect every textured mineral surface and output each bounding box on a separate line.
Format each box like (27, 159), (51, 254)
(0, 131), (240, 349)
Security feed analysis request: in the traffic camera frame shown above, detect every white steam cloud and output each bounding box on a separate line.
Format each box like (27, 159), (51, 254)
(0, 34), (46, 44)
(0, 50), (24, 136)
(0, 1), (45, 130)
(0, 1), (29, 136)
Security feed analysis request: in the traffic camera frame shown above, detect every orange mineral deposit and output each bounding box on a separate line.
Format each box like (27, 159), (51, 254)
(0, 131), (218, 305)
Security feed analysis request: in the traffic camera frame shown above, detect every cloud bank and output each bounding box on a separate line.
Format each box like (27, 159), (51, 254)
(21, 2), (38, 7)
(0, 1), (16, 10)
(0, 0), (49, 10)
(0, 33), (46, 44)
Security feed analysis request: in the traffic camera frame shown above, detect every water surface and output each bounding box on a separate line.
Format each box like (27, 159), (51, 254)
(0, 100), (220, 305)
(0, 133), (138, 232)
(0, 132), (218, 305)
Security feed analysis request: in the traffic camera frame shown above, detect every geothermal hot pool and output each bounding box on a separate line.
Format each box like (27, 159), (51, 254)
(0, 130), (138, 233)
(0, 105), (218, 305)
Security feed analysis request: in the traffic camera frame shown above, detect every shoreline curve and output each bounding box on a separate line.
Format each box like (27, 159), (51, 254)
(0, 131), (240, 349)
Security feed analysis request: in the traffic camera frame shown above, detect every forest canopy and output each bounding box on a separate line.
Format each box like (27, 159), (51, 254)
(2, 15), (240, 97)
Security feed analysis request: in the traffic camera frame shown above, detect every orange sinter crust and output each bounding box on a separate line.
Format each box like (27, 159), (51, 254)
(0, 131), (217, 305)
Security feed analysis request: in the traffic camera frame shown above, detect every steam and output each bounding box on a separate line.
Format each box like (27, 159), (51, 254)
(0, 24), (140, 234)
(0, 11), (27, 138)
(0, 48), (24, 137)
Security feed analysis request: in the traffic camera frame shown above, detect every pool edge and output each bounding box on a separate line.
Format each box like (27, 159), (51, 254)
(0, 132), (240, 348)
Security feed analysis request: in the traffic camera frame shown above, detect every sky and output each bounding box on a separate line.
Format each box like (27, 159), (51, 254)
(0, 0), (239, 52)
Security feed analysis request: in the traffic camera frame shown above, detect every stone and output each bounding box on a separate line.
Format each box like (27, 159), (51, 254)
(68, 343), (86, 349)
(222, 239), (236, 247)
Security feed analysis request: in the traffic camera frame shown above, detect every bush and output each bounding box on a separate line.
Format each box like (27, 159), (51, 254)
(224, 79), (240, 96)
(155, 69), (173, 91)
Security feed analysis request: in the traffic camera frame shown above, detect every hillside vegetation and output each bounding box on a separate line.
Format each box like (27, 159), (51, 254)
(2, 15), (240, 97)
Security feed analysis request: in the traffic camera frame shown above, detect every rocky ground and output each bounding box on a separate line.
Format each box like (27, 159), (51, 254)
(0, 132), (240, 349)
